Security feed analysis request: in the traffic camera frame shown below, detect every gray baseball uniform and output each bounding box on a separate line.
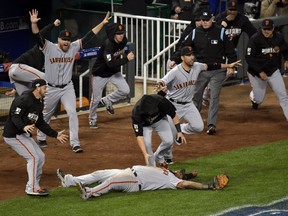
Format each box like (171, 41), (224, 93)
(78, 165), (182, 198)
(161, 62), (205, 160)
(37, 39), (81, 148)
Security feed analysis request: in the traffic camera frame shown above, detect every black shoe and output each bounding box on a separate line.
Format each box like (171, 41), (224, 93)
(207, 124), (216, 135)
(72, 146), (83, 153)
(165, 158), (174, 165)
(100, 98), (115, 115)
(89, 121), (98, 129)
(251, 100), (258, 109)
(38, 140), (48, 148)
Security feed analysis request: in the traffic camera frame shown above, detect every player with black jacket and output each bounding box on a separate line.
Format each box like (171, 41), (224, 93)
(131, 93), (186, 167)
(246, 19), (288, 118)
(88, 23), (134, 128)
(3, 79), (68, 196)
(214, 0), (257, 48)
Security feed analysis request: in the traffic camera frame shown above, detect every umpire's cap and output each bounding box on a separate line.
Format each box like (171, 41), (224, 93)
(58, 30), (72, 40)
(31, 79), (47, 89)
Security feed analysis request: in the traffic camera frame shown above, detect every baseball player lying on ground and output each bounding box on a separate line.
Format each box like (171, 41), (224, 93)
(56, 165), (228, 200)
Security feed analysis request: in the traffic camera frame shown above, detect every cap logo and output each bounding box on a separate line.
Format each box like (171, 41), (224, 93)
(118, 25), (123, 30)
(36, 83), (40, 87)
(232, 1), (236, 6)
(203, 12), (208, 16)
(188, 47), (192, 51)
(265, 20), (269, 26)
(65, 31), (70, 37)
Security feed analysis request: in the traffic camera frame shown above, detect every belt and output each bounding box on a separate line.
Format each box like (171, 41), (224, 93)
(130, 168), (142, 190)
(48, 81), (71, 88)
(169, 98), (190, 105)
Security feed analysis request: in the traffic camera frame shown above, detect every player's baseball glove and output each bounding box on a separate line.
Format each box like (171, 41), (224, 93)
(212, 174), (229, 190)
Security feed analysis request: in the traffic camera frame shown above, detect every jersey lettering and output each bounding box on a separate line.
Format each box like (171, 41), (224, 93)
(262, 47), (279, 54)
(225, 28), (242, 40)
(27, 112), (39, 123)
(49, 57), (74, 64)
(174, 80), (196, 90)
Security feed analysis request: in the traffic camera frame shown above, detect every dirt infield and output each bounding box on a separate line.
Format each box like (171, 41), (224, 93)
(1, 80), (288, 200)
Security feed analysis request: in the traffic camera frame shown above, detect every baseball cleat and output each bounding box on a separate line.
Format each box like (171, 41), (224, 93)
(100, 98), (115, 115)
(165, 158), (174, 165)
(251, 100), (258, 109)
(56, 168), (68, 187)
(89, 121), (98, 129)
(38, 140), (48, 148)
(72, 146), (83, 153)
(76, 183), (89, 200)
(26, 187), (49, 196)
(207, 124), (216, 135)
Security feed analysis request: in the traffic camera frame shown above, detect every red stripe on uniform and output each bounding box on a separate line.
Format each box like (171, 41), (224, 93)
(18, 64), (42, 78)
(15, 137), (37, 192)
(90, 180), (139, 195)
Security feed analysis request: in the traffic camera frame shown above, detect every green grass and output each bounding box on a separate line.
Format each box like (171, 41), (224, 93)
(1, 140), (287, 216)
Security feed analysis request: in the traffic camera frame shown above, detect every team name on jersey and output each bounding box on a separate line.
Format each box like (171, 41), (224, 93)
(261, 47), (279, 54)
(174, 80), (196, 90)
(49, 57), (74, 64)
(225, 28), (241, 36)
(27, 112), (39, 123)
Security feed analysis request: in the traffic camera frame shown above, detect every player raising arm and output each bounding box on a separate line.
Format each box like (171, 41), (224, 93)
(29, 9), (110, 153)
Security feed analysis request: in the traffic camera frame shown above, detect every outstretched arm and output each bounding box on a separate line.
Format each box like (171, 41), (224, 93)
(92, 11), (111, 35)
(30, 9), (41, 34)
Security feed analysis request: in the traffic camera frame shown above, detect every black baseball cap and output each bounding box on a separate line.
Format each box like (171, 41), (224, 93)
(31, 79), (47, 89)
(115, 24), (126, 34)
(262, 19), (274, 30)
(227, 0), (238, 10)
(58, 30), (72, 40)
(181, 46), (193, 56)
(200, 10), (213, 21)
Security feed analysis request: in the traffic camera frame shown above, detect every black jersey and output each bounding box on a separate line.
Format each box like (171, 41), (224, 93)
(131, 94), (177, 137)
(3, 90), (58, 138)
(214, 12), (257, 47)
(91, 23), (129, 78)
(171, 23), (237, 65)
(245, 30), (288, 77)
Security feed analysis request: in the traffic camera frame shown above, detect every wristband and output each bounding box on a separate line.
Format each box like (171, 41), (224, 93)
(175, 123), (181, 133)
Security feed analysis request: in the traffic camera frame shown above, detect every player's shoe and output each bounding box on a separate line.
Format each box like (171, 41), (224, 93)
(89, 121), (98, 129)
(76, 183), (89, 200)
(38, 140), (48, 148)
(249, 90), (258, 109)
(251, 101), (258, 110)
(56, 168), (68, 187)
(100, 98), (115, 115)
(26, 187), (49, 196)
(165, 158), (174, 165)
(207, 124), (216, 135)
(175, 136), (182, 145)
(72, 146), (83, 153)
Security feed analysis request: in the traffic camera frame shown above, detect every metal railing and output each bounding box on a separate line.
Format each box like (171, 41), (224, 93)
(113, 12), (190, 80)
